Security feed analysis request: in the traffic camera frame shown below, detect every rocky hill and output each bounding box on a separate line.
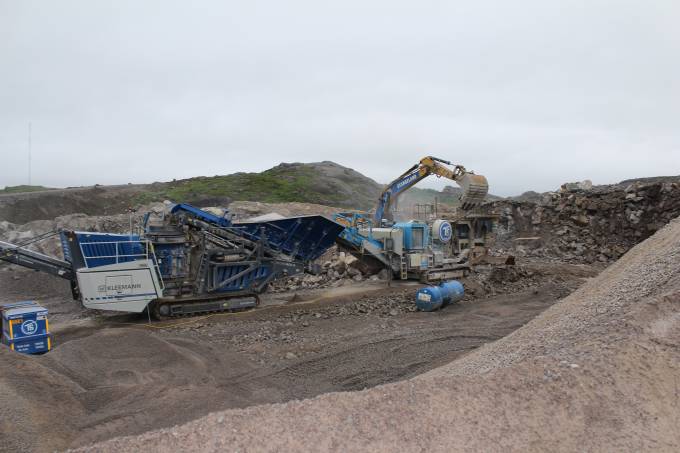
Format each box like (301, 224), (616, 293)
(0, 162), (383, 223)
(135, 161), (383, 210)
(0, 161), (506, 224)
(493, 179), (680, 263)
(617, 175), (680, 186)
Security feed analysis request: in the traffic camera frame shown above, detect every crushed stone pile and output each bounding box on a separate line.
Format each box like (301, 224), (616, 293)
(0, 204), (164, 258)
(270, 250), (387, 292)
(80, 216), (680, 452)
(227, 201), (344, 221)
(493, 180), (680, 263)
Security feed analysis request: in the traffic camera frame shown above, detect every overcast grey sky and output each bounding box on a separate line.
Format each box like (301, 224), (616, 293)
(1, 1), (678, 196)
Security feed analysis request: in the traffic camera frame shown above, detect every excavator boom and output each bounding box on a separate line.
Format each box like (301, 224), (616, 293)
(374, 156), (489, 223)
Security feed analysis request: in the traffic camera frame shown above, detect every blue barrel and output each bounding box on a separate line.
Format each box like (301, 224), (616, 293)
(439, 280), (465, 306)
(415, 280), (465, 311)
(415, 286), (444, 311)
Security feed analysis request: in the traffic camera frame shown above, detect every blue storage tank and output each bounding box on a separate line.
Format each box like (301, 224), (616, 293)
(1, 301), (52, 354)
(415, 280), (465, 312)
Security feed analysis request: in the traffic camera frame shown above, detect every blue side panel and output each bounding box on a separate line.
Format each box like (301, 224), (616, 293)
(235, 216), (345, 262)
(211, 264), (272, 292)
(154, 243), (188, 280)
(3, 335), (51, 354)
(167, 203), (342, 263)
(170, 204), (232, 227)
(72, 232), (145, 268)
(394, 222), (428, 250)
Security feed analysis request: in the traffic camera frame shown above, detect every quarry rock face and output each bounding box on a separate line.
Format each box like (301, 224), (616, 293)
(493, 181), (680, 263)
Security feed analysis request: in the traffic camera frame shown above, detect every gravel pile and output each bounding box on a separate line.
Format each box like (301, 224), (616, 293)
(270, 250), (387, 292)
(226, 201), (343, 221)
(436, 215), (680, 377)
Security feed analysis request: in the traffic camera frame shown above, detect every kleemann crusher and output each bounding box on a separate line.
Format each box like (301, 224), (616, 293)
(0, 203), (344, 318)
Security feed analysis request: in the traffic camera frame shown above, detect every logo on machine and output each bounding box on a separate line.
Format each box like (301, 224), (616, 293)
(438, 221), (453, 242)
(395, 173), (419, 189)
(21, 320), (38, 336)
(97, 275), (141, 296)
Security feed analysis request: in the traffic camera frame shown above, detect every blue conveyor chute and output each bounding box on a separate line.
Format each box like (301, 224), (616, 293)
(235, 216), (344, 262)
(170, 203), (343, 263)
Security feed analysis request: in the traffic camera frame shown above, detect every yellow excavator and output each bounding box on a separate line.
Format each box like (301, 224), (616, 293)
(334, 156), (491, 281)
(374, 156), (489, 224)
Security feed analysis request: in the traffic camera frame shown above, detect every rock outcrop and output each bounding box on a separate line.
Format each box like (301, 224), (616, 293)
(493, 181), (680, 263)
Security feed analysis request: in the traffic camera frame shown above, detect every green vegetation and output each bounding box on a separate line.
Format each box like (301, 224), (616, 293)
(134, 165), (369, 208)
(131, 163), (496, 210)
(0, 185), (54, 194)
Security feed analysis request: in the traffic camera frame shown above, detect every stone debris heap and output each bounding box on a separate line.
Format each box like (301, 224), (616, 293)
(493, 180), (680, 263)
(271, 250), (389, 292)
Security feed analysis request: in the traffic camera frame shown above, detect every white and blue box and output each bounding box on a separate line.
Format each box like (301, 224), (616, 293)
(1, 301), (52, 354)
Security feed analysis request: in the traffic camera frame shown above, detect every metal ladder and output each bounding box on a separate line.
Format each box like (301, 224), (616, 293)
(194, 252), (209, 293)
(400, 255), (408, 280)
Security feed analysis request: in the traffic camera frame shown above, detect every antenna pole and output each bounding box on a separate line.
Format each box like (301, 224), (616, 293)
(28, 122), (32, 185)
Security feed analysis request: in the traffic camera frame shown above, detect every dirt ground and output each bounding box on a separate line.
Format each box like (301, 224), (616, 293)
(0, 261), (594, 452)
(74, 217), (680, 453)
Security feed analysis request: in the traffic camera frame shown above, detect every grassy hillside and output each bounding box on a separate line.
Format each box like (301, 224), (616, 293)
(1, 162), (502, 224)
(135, 161), (383, 210)
(0, 185), (54, 194)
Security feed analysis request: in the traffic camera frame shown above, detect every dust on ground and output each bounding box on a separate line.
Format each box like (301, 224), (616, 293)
(75, 218), (680, 453)
(0, 260), (592, 452)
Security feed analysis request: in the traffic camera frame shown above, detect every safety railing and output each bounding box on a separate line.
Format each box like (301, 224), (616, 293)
(78, 240), (165, 290)
(79, 240), (151, 264)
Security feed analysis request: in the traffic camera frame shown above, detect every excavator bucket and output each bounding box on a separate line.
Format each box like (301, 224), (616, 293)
(457, 173), (489, 210)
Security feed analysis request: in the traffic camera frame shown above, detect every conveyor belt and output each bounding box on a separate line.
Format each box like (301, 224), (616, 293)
(0, 240), (74, 280)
